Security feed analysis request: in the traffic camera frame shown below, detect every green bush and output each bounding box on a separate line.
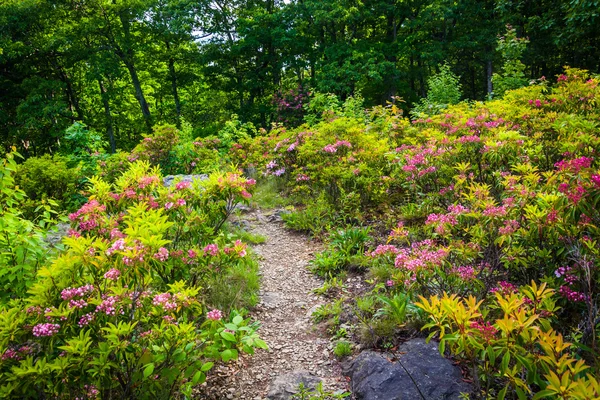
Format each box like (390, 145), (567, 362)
(0, 151), (55, 303)
(333, 340), (352, 359)
(15, 154), (83, 215)
(411, 63), (462, 118)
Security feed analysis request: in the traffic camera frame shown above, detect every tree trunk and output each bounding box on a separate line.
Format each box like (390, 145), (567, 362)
(54, 62), (84, 120)
(117, 9), (152, 132)
(98, 79), (116, 153)
(165, 41), (181, 126)
(122, 59), (152, 132)
(487, 60), (493, 97)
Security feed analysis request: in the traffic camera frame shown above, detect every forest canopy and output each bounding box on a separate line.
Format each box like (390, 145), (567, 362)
(1, 0), (599, 154)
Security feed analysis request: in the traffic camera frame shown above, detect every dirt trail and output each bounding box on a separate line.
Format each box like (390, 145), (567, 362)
(199, 209), (349, 399)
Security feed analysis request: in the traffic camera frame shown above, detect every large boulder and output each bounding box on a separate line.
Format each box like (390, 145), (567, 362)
(344, 339), (471, 400)
(266, 370), (323, 400)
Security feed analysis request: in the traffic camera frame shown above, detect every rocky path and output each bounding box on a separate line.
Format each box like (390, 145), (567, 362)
(199, 209), (350, 399)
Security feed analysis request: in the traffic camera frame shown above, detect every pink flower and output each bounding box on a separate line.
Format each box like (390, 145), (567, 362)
(451, 265), (477, 281)
(207, 309), (223, 321)
(470, 321), (497, 342)
(490, 281), (518, 295)
(106, 239), (126, 256)
(266, 160), (278, 170)
(96, 296), (119, 315)
(203, 244), (219, 256)
(110, 228), (126, 240)
(591, 174), (600, 188)
(164, 202), (174, 210)
(175, 181), (191, 190)
(78, 313), (94, 327)
(138, 176), (159, 189)
(334, 140), (352, 148)
(322, 144), (337, 153)
(2, 349), (20, 361)
(32, 323), (60, 337)
(153, 247), (169, 262)
(558, 286), (587, 302)
(104, 268), (121, 281)
(61, 285), (94, 301)
(369, 245), (400, 257)
(498, 220), (520, 235)
(555, 157), (593, 173)
(153, 293), (177, 311)
(483, 205), (507, 217)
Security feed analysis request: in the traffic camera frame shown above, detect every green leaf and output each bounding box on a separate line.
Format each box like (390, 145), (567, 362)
(232, 315), (243, 325)
(221, 349), (233, 362)
(201, 362), (214, 372)
(192, 371), (205, 385)
(486, 345), (496, 365)
(254, 338), (268, 350)
(224, 323), (239, 331)
(498, 385), (508, 400)
(220, 331), (237, 342)
(501, 352), (510, 374)
(143, 363), (155, 379)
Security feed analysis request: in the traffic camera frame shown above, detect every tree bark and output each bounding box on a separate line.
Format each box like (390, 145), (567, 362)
(165, 41), (181, 125)
(98, 79), (116, 153)
(487, 60), (493, 97)
(117, 8), (152, 131)
(122, 59), (152, 131)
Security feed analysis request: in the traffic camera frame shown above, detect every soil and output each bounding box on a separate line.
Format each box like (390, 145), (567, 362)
(196, 209), (350, 399)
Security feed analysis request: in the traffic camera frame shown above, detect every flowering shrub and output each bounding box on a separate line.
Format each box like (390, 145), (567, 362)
(233, 67), (600, 394)
(130, 124), (223, 175)
(417, 282), (600, 399)
(273, 85), (309, 127)
(0, 160), (265, 398)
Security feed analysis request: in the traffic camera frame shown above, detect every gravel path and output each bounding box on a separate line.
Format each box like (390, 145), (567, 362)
(198, 209), (350, 399)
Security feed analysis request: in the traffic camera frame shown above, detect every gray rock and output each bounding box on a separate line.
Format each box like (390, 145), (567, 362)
(343, 339), (471, 400)
(44, 222), (71, 248)
(266, 371), (322, 400)
(162, 174), (207, 187)
(261, 291), (282, 308)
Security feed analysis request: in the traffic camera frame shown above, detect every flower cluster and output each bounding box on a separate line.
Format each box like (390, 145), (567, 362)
(207, 309), (223, 321)
(555, 156), (593, 173)
(394, 240), (448, 272)
(152, 293), (178, 311)
(498, 219), (520, 235)
(68, 200), (107, 232)
(32, 323), (60, 337)
(96, 296), (120, 316)
(104, 268), (121, 281)
(490, 281), (518, 295)
(322, 140), (352, 154)
(368, 244), (400, 257)
(204, 244), (219, 257)
(451, 265), (477, 281)
(470, 320), (498, 342)
(153, 247), (169, 261)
